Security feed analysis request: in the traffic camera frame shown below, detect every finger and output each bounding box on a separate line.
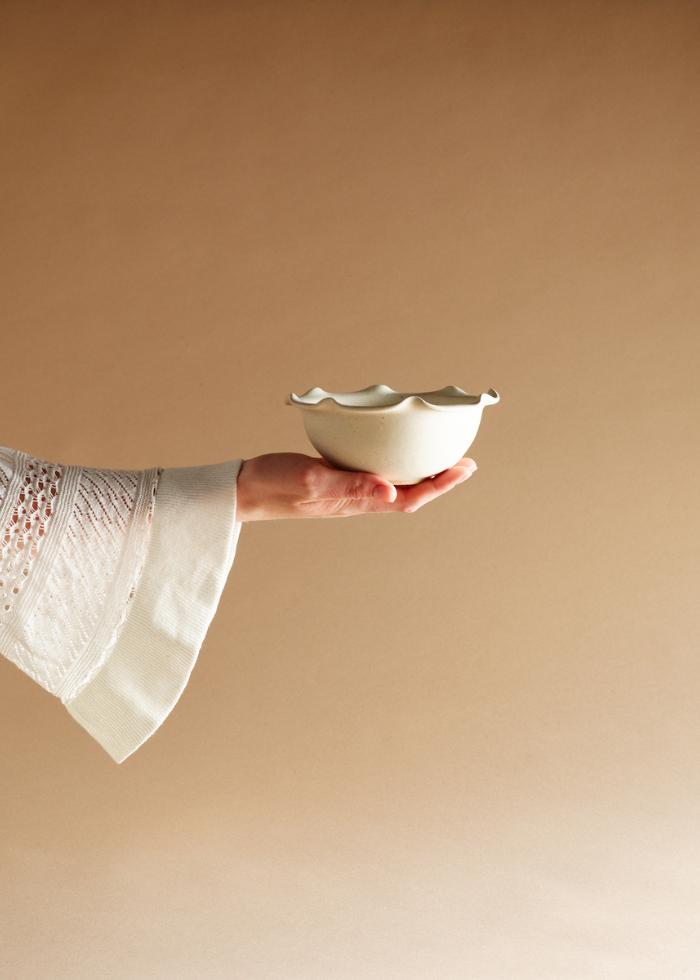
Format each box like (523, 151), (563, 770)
(371, 461), (475, 505)
(303, 457), (474, 513)
(308, 461), (397, 503)
(393, 461), (477, 511)
(371, 482), (397, 503)
(334, 462), (475, 514)
(432, 461), (476, 491)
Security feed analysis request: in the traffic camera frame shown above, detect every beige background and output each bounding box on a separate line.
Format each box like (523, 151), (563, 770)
(1, 1), (699, 977)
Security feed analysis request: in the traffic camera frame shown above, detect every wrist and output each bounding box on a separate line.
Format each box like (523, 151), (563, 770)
(235, 459), (255, 522)
(235, 458), (279, 522)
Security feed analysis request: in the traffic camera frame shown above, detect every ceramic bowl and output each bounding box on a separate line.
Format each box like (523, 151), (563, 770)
(285, 385), (499, 485)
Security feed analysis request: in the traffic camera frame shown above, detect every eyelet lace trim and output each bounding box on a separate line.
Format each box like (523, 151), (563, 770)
(0, 447), (162, 699)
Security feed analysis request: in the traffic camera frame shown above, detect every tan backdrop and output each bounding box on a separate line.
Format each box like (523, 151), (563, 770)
(1, 2), (699, 977)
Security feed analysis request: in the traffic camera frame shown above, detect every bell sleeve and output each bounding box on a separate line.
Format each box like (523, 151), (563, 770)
(0, 446), (242, 762)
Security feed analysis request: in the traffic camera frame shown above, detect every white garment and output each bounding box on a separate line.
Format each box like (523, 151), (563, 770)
(0, 446), (242, 762)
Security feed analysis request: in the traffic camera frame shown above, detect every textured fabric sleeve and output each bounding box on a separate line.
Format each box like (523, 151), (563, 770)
(0, 447), (242, 762)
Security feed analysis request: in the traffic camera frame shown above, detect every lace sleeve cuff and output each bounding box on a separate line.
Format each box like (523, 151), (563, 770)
(65, 459), (242, 763)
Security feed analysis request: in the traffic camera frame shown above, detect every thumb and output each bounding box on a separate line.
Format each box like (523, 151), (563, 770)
(316, 464), (397, 503)
(371, 482), (397, 503)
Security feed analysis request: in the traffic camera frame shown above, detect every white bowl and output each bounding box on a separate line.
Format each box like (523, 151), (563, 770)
(285, 384), (499, 485)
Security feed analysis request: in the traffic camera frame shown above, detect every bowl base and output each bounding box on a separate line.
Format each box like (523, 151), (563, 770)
(392, 476), (437, 486)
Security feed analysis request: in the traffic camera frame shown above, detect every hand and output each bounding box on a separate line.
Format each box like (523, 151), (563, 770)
(235, 453), (477, 521)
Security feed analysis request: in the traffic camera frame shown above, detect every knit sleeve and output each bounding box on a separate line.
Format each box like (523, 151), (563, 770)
(0, 446), (242, 762)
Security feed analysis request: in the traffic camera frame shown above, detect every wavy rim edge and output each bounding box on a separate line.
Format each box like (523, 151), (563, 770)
(285, 384), (500, 412)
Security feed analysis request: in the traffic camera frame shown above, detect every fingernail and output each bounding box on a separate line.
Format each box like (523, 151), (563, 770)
(457, 465), (476, 482)
(373, 484), (393, 501)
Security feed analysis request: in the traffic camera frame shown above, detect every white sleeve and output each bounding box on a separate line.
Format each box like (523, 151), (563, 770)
(0, 446), (242, 762)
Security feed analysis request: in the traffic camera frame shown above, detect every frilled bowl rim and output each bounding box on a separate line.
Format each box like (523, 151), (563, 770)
(285, 385), (499, 413)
